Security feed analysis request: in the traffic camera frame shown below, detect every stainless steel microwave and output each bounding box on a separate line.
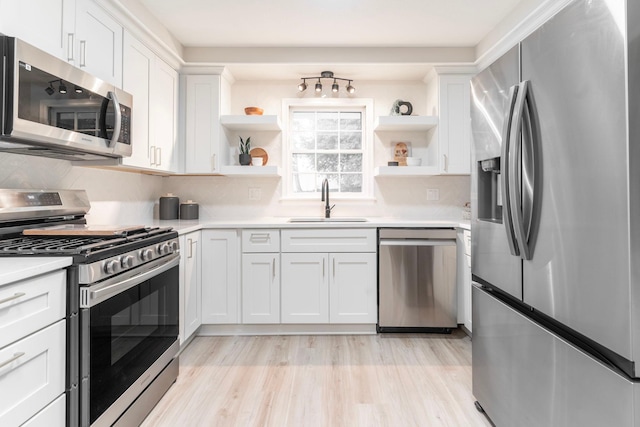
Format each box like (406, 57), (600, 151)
(0, 36), (132, 161)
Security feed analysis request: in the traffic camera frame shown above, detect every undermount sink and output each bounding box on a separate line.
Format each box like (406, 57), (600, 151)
(287, 217), (368, 223)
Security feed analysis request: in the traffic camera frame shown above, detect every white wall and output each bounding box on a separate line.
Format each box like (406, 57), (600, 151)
(164, 78), (471, 221)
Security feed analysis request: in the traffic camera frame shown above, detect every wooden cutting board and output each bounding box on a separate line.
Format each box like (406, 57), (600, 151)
(23, 224), (146, 237)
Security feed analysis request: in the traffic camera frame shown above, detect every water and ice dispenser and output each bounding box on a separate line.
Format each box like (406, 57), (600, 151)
(477, 157), (503, 223)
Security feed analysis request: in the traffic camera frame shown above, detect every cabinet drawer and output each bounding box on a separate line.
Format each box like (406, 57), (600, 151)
(0, 320), (65, 427)
(281, 229), (377, 253)
(0, 270), (66, 349)
(242, 229), (280, 253)
(22, 394), (65, 427)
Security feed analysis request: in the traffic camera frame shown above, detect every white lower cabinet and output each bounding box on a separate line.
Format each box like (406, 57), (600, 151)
(281, 253), (329, 324)
(0, 320), (65, 427)
(242, 253), (280, 323)
(22, 394), (65, 427)
(179, 231), (201, 345)
(281, 229), (377, 325)
(201, 230), (240, 324)
(329, 253), (377, 323)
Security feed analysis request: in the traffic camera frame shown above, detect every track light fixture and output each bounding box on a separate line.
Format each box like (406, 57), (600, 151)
(298, 71), (355, 94)
(44, 79), (73, 95)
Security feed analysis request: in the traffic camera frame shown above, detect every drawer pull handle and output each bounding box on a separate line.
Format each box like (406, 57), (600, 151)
(0, 292), (25, 305)
(0, 352), (25, 370)
(251, 233), (271, 242)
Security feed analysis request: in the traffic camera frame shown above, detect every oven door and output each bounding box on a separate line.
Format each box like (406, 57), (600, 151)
(79, 254), (179, 427)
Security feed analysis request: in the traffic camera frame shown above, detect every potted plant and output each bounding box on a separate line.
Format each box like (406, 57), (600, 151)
(239, 136), (252, 165)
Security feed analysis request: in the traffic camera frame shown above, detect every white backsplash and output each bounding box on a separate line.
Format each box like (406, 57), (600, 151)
(0, 153), (163, 224)
(0, 152), (469, 223)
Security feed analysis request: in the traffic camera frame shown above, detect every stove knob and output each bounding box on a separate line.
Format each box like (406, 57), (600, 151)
(104, 259), (120, 274)
(170, 241), (179, 253)
(140, 249), (154, 261)
(157, 243), (170, 255)
(121, 255), (134, 269)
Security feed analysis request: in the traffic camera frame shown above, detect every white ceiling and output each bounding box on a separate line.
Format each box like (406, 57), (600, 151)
(138, 0), (530, 80)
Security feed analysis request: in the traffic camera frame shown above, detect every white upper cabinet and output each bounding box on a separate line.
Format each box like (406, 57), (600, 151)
(437, 74), (472, 174)
(0, 0), (123, 87)
(122, 32), (152, 168)
(122, 31), (178, 172)
(74, 0), (123, 87)
(184, 75), (223, 173)
(0, 0), (75, 62)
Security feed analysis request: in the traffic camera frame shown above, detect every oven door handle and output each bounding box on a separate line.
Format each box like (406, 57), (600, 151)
(80, 253), (180, 308)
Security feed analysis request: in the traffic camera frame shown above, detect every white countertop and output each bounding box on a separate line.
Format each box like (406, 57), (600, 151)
(0, 257), (73, 286)
(153, 217), (471, 235)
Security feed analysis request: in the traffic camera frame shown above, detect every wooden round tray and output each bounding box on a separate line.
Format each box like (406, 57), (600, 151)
(250, 148), (268, 165)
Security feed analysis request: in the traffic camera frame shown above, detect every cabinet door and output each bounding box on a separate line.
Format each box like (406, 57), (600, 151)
(0, 0), (75, 62)
(281, 253), (329, 323)
(150, 58), (178, 172)
(121, 32), (152, 169)
(201, 230), (239, 324)
(438, 74), (472, 175)
(0, 321), (65, 427)
(242, 253), (280, 324)
(182, 232), (201, 341)
(329, 253), (377, 324)
(185, 75), (220, 173)
(75, 0), (123, 87)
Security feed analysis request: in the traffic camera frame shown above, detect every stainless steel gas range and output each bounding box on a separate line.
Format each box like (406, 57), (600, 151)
(0, 189), (179, 426)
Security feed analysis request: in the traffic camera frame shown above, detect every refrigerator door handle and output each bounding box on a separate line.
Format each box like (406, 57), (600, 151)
(509, 80), (533, 260)
(500, 84), (520, 256)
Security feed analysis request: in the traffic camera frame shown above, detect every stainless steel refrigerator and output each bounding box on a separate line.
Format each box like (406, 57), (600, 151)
(470, 0), (640, 425)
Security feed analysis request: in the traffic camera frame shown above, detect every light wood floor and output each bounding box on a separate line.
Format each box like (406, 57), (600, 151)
(142, 331), (491, 427)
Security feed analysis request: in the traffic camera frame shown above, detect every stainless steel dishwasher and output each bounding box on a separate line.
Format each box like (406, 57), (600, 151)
(378, 228), (457, 332)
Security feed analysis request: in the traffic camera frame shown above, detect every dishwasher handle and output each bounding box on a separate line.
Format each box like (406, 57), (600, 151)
(379, 239), (455, 247)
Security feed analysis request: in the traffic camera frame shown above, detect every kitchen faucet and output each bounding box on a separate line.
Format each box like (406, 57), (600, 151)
(321, 178), (335, 218)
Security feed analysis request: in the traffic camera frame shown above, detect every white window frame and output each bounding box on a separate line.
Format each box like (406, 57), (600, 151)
(281, 98), (374, 200)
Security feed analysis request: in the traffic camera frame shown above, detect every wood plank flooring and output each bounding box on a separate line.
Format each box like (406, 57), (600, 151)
(142, 331), (491, 427)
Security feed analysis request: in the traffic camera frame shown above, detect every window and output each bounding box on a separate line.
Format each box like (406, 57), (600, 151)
(283, 99), (373, 199)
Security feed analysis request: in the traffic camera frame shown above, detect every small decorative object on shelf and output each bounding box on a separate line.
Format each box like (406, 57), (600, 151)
(244, 106), (264, 115)
(390, 99), (413, 116)
(393, 142), (410, 166)
(239, 136), (252, 165)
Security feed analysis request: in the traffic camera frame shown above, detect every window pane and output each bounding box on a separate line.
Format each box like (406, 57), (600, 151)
(317, 174), (339, 192)
(292, 112), (315, 131)
(340, 132), (362, 150)
(292, 132), (315, 150)
(292, 153), (315, 172)
(340, 112), (361, 130)
(293, 174), (317, 193)
(77, 112), (96, 130)
(57, 112), (74, 130)
(317, 132), (338, 150)
(317, 154), (339, 172)
(340, 153), (362, 172)
(317, 112), (339, 130)
(340, 174), (363, 192)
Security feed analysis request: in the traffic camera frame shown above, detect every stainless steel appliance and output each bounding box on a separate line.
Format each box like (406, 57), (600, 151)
(470, 0), (640, 425)
(0, 36), (132, 161)
(378, 228), (457, 332)
(0, 189), (179, 426)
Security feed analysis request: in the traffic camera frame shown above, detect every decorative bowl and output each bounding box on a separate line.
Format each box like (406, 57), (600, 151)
(405, 157), (422, 166)
(244, 107), (264, 115)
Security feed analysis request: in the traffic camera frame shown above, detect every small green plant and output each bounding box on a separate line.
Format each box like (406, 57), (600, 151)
(239, 136), (251, 154)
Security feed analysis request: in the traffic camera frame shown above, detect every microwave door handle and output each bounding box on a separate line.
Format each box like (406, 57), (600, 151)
(501, 84), (520, 256)
(106, 91), (122, 148)
(509, 80), (532, 260)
